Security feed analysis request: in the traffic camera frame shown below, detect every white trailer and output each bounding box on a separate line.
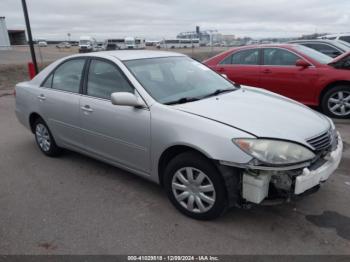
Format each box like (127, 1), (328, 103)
(105, 39), (126, 50)
(0, 17), (11, 50)
(159, 39), (200, 49)
(135, 38), (145, 49)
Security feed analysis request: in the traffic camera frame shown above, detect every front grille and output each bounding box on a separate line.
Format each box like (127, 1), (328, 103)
(307, 130), (332, 152)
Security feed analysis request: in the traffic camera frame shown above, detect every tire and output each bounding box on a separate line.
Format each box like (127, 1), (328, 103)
(164, 151), (228, 220)
(321, 85), (350, 119)
(34, 118), (62, 157)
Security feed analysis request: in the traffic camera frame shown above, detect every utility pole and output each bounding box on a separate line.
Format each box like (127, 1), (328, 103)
(21, 0), (38, 75)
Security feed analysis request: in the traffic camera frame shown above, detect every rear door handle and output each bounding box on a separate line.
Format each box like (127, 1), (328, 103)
(217, 67), (225, 72)
(81, 105), (93, 112)
(37, 94), (46, 101)
(262, 69), (272, 74)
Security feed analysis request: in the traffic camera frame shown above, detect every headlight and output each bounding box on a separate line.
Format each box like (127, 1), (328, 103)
(233, 138), (315, 165)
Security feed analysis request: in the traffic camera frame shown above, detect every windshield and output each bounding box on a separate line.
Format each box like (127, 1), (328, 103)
(338, 40), (350, 49)
(294, 45), (333, 64)
(79, 40), (90, 45)
(124, 57), (235, 104)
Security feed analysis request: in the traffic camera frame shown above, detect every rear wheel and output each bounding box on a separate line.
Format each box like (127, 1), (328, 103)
(34, 118), (61, 157)
(164, 152), (228, 220)
(321, 85), (350, 119)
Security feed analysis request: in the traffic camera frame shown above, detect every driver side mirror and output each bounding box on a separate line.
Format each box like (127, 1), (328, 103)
(111, 92), (145, 108)
(296, 59), (311, 68)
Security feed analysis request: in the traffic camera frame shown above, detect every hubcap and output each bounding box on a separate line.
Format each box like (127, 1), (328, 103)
(171, 167), (216, 213)
(328, 91), (350, 116)
(35, 124), (51, 152)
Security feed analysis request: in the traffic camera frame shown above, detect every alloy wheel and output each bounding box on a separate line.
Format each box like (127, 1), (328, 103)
(328, 91), (350, 116)
(35, 123), (51, 152)
(171, 167), (216, 213)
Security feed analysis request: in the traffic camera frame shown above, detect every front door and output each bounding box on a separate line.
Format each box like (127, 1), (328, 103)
(259, 48), (319, 103)
(79, 58), (151, 173)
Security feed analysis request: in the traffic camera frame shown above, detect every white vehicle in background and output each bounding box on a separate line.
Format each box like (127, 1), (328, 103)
(56, 42), (71, 49)
(114, 39), (126, 50)
(159, 39), (200, 49)
(95, 42), (105, 51)
(135, 38), (146, 49)
(125, 37), (136, 49)
(180, 39), (200, 48)
(124, 37), (146, 49)
(79, 36), (97, 53)
(319, 33), (350, 44)
(37, 40), (48, 47)
(105, 39), (125, 50)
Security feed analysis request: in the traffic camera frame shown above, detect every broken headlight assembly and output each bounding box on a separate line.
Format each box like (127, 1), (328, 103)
(233, 138), (315, 166)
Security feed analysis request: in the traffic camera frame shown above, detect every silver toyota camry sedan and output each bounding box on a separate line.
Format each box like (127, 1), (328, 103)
(15, 51), (343, 220)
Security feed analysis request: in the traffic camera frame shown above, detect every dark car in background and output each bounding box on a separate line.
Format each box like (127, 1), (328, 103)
(289, 39), (350, 58)
(204, 44), (350, 119)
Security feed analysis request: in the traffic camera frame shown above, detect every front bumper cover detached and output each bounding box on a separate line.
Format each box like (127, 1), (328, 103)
(221, 133), (343, 204)
(294, 135), (343, 194)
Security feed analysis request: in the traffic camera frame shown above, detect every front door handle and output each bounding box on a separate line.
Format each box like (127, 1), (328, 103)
(81, 105), (93, 112)
(37, 94), (46, 101)
(217, 67), (225, 72)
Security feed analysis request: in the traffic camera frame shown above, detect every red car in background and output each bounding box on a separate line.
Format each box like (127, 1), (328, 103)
(204, 44), (350, 119)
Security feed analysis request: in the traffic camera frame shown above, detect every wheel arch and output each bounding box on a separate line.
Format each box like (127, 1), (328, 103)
(29, 112), (43, 133)
(157, 145), (214, 187)
(320, 80), (350, 103)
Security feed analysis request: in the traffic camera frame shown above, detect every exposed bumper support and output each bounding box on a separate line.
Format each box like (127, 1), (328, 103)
(221, 133), (343, 204)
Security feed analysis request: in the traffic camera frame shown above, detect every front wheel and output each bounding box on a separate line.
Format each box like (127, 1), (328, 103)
(321, 85), (350, 119)
(164, 152), (228, 220)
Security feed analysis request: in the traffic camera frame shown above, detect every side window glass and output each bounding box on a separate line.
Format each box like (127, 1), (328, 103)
(263, 48), (299, 66)
(304, 44), (341, 57)
(339, 36), (350, 43)
(231, 49), (259, 65)
(220, 54), (232, 65)
(52, 59), (85, 93)
(42, 74), (53, 88)
(87, 59), (134, 100)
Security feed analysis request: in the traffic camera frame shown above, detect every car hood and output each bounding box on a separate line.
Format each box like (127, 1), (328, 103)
(328, 51), (350, 70)
(173, 86), (330, 147)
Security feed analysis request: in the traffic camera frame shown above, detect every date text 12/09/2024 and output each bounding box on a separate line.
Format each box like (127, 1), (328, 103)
(127, 255), (219, 261)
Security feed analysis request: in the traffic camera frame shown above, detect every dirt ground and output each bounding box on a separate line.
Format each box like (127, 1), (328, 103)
(0, 45), (227, 91)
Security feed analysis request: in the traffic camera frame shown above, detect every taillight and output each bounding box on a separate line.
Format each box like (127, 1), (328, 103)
(13, 88), (16, 97)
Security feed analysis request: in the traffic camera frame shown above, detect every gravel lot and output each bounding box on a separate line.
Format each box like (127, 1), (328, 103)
(0, 45), (226, 91)
(0, 94), (349, 255)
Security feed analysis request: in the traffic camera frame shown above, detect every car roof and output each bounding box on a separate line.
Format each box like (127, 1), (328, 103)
(231, 43), (301, 50)
(84, 50), (186, 61)
(290, 39), (339, 44)
(323, 33), (350, 37)
(288, 39), (350, 50)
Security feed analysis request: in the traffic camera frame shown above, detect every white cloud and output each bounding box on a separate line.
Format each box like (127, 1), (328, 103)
(1, 0), (349, 40)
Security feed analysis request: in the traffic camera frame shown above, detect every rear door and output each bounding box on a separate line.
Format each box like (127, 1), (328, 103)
(259, 48), (319, 103)
(38, 58), (86, 148)
(214, 48), (261, 87)
(79, 58), (151, 173)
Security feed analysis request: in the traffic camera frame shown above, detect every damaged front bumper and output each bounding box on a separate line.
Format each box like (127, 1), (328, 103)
(220, 133), (343, 205)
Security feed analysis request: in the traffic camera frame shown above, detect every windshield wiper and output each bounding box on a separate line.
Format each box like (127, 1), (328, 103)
(164, 97), (200, 105)
(200, 88), (236, 99)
